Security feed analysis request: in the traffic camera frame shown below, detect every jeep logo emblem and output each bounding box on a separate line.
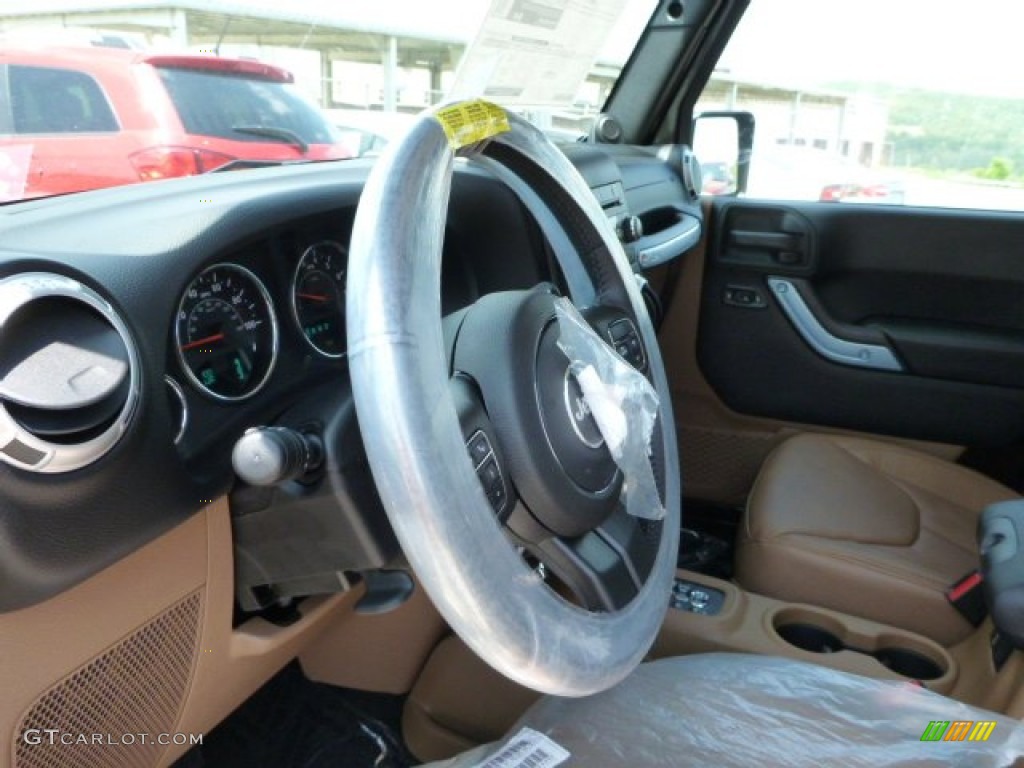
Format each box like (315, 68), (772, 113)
(572, 394), (591, 423)
(563, 367), (604, 449)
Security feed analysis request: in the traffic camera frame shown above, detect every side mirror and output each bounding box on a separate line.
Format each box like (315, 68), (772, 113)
(692, 111), (755, 197)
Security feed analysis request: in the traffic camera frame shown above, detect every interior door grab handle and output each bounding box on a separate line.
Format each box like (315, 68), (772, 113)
(767, 277), (903, 372)
(634, 214), (701, 269)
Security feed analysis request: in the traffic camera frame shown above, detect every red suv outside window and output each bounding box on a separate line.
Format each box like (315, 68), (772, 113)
(0, 46), (351, 201)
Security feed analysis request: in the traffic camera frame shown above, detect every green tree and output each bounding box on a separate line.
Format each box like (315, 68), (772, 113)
(975, 157), (1013, 180)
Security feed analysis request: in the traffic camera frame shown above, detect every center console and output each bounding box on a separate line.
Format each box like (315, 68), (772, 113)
(654, 569), (958, 693)
(405, 564), (1024, 763)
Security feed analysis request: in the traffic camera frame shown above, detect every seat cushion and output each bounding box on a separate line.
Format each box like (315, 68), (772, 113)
(737, 434), (1017, 645)
(428, 654), (1024, 767)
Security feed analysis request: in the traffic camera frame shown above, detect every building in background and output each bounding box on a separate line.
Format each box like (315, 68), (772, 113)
(0, 0), (616, 123)
(699, 73), (890, 168)
(0, 2), (889, 157)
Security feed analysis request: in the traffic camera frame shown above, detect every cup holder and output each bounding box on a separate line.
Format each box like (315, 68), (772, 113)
(874, 647), (944, 680)
(775, 623), (843, 654)
(773, 611), (948, 681)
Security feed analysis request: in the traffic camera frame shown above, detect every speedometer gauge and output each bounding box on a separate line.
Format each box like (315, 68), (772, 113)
(291, 241), (347, 358)
(175, 264), (278, 401)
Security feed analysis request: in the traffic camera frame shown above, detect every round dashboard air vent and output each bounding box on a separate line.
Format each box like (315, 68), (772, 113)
(0, 273), (140, 473)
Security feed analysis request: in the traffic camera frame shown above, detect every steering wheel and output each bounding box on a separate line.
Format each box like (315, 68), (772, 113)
(347, 102), (680, 697)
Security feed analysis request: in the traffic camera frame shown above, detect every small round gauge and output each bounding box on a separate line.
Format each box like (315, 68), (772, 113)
(291, 240), (347, 358)
(175, 264), (278, 401)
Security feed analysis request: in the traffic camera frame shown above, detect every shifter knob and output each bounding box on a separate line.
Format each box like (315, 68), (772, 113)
(616, 215), (643, 244)
(232, 426), (322, 486)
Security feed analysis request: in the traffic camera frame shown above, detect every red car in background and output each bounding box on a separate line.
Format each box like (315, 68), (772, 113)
(0, 45), (349, 201)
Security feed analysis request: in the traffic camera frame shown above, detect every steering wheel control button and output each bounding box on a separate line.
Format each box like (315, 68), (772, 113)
(608, 319), (631, 340)
(465, 430), (508, 515)
(670, 579), (725, 615)
(606, 318), (646, 371)
(479, 457), (501, 487)
(467, 431), (492, 466)
(487, 482), (507, 513)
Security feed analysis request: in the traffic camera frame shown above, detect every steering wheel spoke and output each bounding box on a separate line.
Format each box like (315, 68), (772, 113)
(528, 500), (661, 612)
(533, 530), (641, 612)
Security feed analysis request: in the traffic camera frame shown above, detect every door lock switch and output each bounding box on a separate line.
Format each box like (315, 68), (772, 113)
(724, 285), (766, 309)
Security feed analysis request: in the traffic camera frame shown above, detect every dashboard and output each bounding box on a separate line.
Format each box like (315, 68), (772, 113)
(0, 141), (700, 614)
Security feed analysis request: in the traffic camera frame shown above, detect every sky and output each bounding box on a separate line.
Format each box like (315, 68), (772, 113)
(718, 0), (1024, 99)
(2, 0), (1020, 98)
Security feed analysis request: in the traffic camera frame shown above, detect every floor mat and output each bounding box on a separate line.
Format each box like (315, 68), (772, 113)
(174, 662), (415, 768)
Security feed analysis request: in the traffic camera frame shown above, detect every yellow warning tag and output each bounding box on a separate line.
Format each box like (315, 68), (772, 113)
(435, 100), (510, 150)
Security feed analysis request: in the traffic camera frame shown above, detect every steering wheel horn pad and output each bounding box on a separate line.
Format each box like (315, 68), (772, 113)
(452, 288), (620, 539)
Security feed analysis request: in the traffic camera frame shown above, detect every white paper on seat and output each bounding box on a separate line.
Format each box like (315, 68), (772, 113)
(471, 727), (569, 768)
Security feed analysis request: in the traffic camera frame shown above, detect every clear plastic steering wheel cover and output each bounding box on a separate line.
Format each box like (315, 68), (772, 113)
(346, 105), (681, 696)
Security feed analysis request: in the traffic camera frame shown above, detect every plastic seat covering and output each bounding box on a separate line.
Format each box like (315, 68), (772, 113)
(426, 653), (1024, 767)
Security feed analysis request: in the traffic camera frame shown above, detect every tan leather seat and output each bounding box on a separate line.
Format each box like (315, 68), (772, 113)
(737, 433), (1017, 645)
(428, 654), (1024, 767)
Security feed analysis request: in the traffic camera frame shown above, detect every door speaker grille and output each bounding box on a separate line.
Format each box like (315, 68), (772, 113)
(14, 591), (202, 768)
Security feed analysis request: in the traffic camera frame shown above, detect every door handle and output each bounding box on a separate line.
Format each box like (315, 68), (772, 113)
(729, 230), (803, 251)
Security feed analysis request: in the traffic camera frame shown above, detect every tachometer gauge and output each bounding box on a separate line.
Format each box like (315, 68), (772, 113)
(291, 240), (347, 358)
(175, 264), (278, 401)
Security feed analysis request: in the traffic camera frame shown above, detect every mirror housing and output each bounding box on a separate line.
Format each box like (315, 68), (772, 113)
(692, 111), (755, 197)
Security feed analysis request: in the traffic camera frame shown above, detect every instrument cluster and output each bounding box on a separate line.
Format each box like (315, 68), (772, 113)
(172, 238), (348, 403)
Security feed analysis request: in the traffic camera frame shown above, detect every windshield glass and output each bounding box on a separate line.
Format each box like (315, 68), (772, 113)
(0, 0), (656, 203)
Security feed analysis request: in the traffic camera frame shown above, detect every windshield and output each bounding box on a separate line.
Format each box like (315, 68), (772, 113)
(0, 0), (656, 203)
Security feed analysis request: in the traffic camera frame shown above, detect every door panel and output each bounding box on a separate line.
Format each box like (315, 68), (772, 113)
(697, 200), (1024, 446)
(653, 228), (960, 507)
